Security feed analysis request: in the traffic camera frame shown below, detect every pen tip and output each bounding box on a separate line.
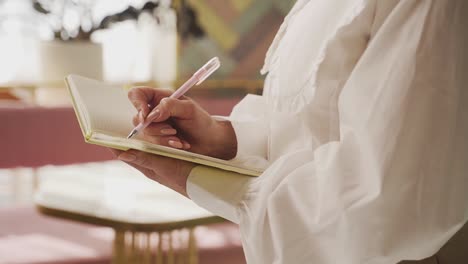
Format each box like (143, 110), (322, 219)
(127, 129), (138, 139)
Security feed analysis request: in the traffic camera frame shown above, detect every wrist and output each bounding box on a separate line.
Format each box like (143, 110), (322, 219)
(210, 119), (238, 160)
(175, 162), (196, 197)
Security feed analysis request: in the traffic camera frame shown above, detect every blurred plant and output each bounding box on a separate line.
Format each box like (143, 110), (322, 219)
(32, 0), (204, 41)
(174, 0), (204, 40)
(33, 0), (95, 41)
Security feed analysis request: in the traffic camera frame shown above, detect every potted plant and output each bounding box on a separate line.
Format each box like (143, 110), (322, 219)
(32, 0), (204, 105)
(32, 0), (163, 105)
(34, 0), (100, 84)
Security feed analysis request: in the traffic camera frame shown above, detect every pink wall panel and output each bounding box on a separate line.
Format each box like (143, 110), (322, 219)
(0, 96), (242, 168)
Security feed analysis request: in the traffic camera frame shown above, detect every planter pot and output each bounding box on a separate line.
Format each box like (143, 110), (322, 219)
(151, 6), (177, 88)
(37, 40), (103, 106)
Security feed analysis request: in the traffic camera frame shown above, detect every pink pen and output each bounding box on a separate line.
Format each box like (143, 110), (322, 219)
(127, 57), (221, 139)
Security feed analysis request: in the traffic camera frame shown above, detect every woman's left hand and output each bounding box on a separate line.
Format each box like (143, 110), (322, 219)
(110, 149), (196, 197)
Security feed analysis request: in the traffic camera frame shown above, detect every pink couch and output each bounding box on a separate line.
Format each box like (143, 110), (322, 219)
(0, 105), (112, 169)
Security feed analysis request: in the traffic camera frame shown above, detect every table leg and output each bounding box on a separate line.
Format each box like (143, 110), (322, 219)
(168, 232), (174, 264)
(156, 232), (163, 264)
(113, 228), (199, 264)
(113, 229), (126, 264)
(144, 232), (152, 264)
(131, 231), (137, 263)
(188, 228), (198, 264)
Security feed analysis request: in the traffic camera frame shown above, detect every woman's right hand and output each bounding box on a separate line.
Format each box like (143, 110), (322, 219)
(127, 87), (238, 160)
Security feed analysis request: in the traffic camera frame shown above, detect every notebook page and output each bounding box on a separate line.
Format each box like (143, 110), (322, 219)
(66, 77), (91, 135)
(67, 75), (136, 136)
(66, 75), (265, 176)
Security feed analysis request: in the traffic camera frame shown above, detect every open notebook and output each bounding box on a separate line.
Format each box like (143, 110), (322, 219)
(65, 75), (263, 177)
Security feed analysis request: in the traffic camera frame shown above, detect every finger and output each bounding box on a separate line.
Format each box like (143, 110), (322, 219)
(128, 87), (174, 117)
(128, 87), (152, 116)
(143, 123), (177, 136)
(142, 134), (185, 149)
(147, 97), (199, 122)
(132, 113), (158, 126)
(181, 140), (191, 150)
(118, 149), (170, 170)
(167, 139), (184, 149)
(108, 148), (123, 157)
(132, 115), (140, 126)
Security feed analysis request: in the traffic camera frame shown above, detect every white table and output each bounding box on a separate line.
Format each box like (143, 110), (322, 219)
(34, 161), (225, 264)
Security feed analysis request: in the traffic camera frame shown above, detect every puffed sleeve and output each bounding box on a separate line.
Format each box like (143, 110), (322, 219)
(188, 0), (468, 263)
(186, 94), (269, 224)
(225, 94), (270, 169)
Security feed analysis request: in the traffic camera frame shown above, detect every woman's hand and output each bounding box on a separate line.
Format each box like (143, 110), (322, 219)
(128, 87), (237, 160)
(110, 149), (195, 197)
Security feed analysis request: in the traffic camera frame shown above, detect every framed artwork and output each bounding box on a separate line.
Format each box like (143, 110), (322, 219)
(177, 0), (295, 88)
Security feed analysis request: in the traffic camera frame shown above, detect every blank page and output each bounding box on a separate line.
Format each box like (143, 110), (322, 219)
(67, 75), (136, 137)
(66, 75), (264, 176)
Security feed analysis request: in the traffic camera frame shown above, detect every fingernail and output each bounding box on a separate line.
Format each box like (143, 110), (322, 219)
(118, 152), (136, 162)
(161, 128), (177, 135)
(183, 142), (191, 149)
(148, 109), (160, 120)
(168, 140), (183, 148)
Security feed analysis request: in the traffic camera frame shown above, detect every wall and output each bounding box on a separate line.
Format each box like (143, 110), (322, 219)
(178, 0), (296, 80)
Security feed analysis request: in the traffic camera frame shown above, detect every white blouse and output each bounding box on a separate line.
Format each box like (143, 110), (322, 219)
(187, 0), (468, 263)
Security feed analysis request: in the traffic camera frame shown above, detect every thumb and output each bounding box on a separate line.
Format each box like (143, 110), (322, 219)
(118, 149), (181, 174)
(128, 87), (175, 119)
(147, 97), (196, 122)
(118, 150), (162, 169)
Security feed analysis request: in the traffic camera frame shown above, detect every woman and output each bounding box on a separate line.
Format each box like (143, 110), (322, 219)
(113, 0), (468, 263)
